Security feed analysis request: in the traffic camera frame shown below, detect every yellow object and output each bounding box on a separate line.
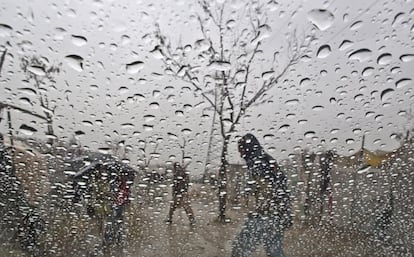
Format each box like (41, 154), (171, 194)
(363, 149), (391, 168)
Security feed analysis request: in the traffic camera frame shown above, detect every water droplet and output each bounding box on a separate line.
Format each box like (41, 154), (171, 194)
(121, 35), (131, 45)
(177, 66), (187, 77)
(339, 40), (353, 51)
(65, 55), (84, 72)
(400, 54), (414, 62)
(350, 20), (363, 30)
(353, 128), (362, 134)
(98, 147), (111, 154)
(0, 24), (12, 37)
(19, 97), (32, 106)
(307, 9), (335, 31)
(395, 78), (412, 89)
(278, 124), (290, 132)
(208, 61), (231, 71)
(144, 115), (155, 122)
(374, 114), (383, 122)
(377, 53), (392, 65)
(392, 12), (405, 26)
(75, 130), (85, 136)
(362, 67), (374, 77)
(298, 119), (307, 125)
(285, 99), (299, 106)
(263, 134), (274, 141)
(226, 19), (236, 29)
(304, 131), (315, 138)
(54, 27), (67, 40)
(184, 44), (192, 52)
(312, 105), (324, 111)
(126, 61), (144, 74)
(27, 66), (46, 76)
(299, 78), (311, 87)
(195, 39), (210, 51)
(118, 86), (129, 94)
(175, 110), (184, 117)
(348, 48), (372, 62)
(346, 138), (355, 144)
(19, 124), (37, 136)
(150, 46), (164, 59)
(149, 102), (159, 109)
(317, 44), (331, 58)
(262, 71), (273, 80)
(19, 87), (37, 96)
(365, 111), (374, 118)
(380, 88), (394, 101)
(121, 123), (134, 129)
(143, 124), (153, 131)
(71, 35), (87, 46)
(181, 128), (192, 135)
(82, 120), (93, 127)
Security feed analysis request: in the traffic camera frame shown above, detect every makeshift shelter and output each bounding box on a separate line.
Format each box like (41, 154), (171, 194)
(67, 152), (137, 203)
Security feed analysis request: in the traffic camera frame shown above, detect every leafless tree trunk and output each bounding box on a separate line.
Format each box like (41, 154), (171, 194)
(151, 0), (313, 221)
(202, 95), (217, 182)
(20, 55), (60, 146)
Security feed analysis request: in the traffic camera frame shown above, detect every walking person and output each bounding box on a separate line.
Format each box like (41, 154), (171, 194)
(165, 162), (195, 225)
(87, 163), (112, 251)
(104, 173), (131, 247)
(232, 133), (292, 257)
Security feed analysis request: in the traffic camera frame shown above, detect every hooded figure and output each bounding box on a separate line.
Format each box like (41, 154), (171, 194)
(232, 133), (292, 257)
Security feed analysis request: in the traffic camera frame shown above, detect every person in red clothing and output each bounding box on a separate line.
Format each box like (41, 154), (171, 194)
(104, 172), (131, 247)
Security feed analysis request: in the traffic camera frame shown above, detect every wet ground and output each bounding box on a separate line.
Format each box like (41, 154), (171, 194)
(1, 185), (409, 257)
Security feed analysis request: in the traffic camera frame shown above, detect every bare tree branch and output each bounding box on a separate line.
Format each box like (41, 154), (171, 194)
(0, 48), (6, 76)
(0, 102), (48, 121)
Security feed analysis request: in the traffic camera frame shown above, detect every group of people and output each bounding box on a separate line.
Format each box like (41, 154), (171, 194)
(77, 163), (131, 251)
(165, 133), (292, 257)
(2, 131), (292, 257)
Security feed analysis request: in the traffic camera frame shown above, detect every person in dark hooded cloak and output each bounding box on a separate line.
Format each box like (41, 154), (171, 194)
(231, 133), (292, 257)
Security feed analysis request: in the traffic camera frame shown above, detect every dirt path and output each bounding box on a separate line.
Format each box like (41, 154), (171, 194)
(123, 199), (244, 257)
(119, 191), (403, 257)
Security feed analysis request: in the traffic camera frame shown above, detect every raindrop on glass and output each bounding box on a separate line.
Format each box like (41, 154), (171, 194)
(348, 48), (372, 62)
(377, 53), (392, 65)
(380, 88), (394, 101)
(71, 35), (87, 46)
(307, 9), (335, 31)
(65, 54), (84, 72)
(317, 44), (331, 58)
(126, 61), (144, 74)
(395, 78), (411, 89)
(400, 54), (414, 62)
(19, 124), (37, 136)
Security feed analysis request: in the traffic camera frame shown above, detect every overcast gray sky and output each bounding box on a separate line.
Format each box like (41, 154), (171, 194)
(0, 0), (413, 174)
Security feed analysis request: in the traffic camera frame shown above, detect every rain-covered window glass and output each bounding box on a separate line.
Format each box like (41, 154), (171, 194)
(0, 0), (413, 256)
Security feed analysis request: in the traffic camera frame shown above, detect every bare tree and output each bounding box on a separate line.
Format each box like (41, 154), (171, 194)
(20, 55), (61, 146)
(152, 0), (313, 221)
(0, 48), (48, 150)
(178, 137), (191, 169)
(106, 139), (132, 160)
(138, 139), (160, 171)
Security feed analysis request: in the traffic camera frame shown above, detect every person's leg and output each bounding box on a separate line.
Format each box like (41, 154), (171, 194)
(231, 216), (262, 257)
(166, 198), (177, 223)
(263, 230), (284, 257)
(114, 205), (125, 245)
(182, 194), (195, 224)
